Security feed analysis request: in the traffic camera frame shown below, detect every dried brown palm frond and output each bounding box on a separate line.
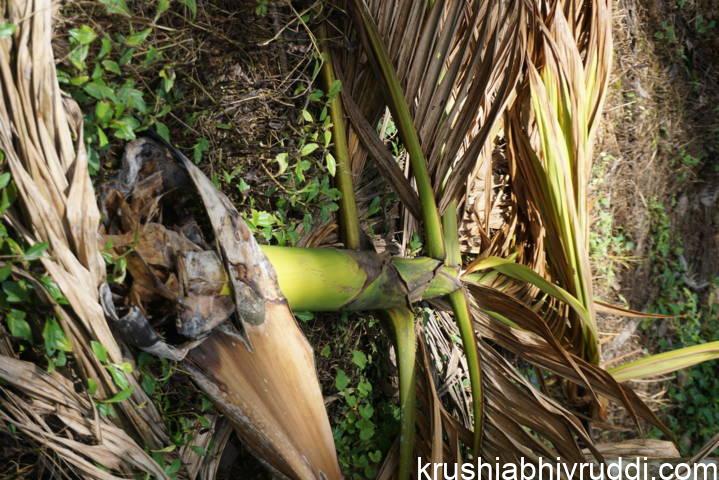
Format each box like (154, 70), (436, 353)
(182, 154), (341, 479)
(505, 0), (613, 364)
(422, 308), (598, 463)
(466, 287), (670, 436)
(334, 0), (525, 219)
(3, 1), (712, 479)
(330, 0), (696, 471)
(0, 0), (170, 476)
(0, 355), (168, 479)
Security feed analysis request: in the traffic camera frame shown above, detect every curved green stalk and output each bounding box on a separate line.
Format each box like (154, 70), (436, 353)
(322, 28), (418, 477)
(320, 25), (361, 250)
(350, 0), (445, 259)
(463, 256), (590, 322)
(386, 307), (417, 480)
(443, 201), (484, 454)
(351, 2), (489, 455)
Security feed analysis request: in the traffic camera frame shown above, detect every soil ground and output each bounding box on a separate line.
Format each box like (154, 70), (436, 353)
(593, 0), (719, 450)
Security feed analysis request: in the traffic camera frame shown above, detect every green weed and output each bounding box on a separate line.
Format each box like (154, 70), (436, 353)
(589, 153), (635, 287)
(319, 314), (399, 480)
(233, 61), (342, 246)
(58, 3), (180, 175)
(0, 168), (76, 375)
(655, 20), (678, 45)
(644, 199), (719, 453)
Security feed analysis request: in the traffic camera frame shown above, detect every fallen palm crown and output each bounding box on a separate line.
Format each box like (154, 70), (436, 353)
(1, 0), (719, 479)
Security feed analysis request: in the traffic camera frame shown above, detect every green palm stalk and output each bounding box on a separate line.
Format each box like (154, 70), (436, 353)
(322, 27), (419, 478)
(349, 0), (486, 455)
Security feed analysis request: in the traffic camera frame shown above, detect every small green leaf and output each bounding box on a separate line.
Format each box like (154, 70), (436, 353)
(0, 172), (11, 189)
(125, 28), (152, 47)
(300, 143), (319, 157)
(0, 183), (15, 214)
(6, 309), (32, 342)
(69, 75), (89, 86)
(141, 374), (156, 395)
(154, 122), (170, 142)
(275, 152), (289, 175)
(327, 79), (342, 99)
(335, 369), (349, 391)
(84, 80), (116, 101)
(358, 420), (375, 440)
(177, 0), (197, 18)
(295, 311), (314, 323)
(165, 458), (182, 476)
(359, 403), (374, 419)
(252, 210), (276, 228)
(151, 444), (176, 454)
(357, 379), (372, 397)
(136, 351), (153, 369)
(198, 414), (211, 428)
(52, 351), (67, 368)
(99, 0), (131, 17)
(351, 350), (367, 370)
(155, 0), (170, 19)
(40, 276), (68, 305)
(144, 47), (161, 66)
(69, 25), (97, 45)
(87, 378), (98, 396)
(200, 396), (213, 412)
(91, 340), (109, 363)
(192, 138), (209, 164)
(190, 445), (206, 456)
(0, 265), (11, 282)
(92, 63), (104, 82)
(237, 178), (250, 193)
(320, 344), (331, 358)
(101, 59), (121, 75)
(308, 89), (323, 102)
(108, 364), (129, 390)
(117, 84), (147, 113)
(24, 242), (48, 260)
(98, 36), (112, 59)
(301, 109), (313, 122)
(3, 281), (29, 303)
(102, 386), (133, 403)
(68, 44), (90, 71)
(0, 22), (17, 38)
(325, 152), (336, 176)
(96, 127), (109, 148)
(367, 197), (381, 217)
(97, 403), (114, 417)
(118, 47), (134, 66)
(159, 67), (175, 93)
(43, 318), (72, 355)
(117, 361), (133, 373)
(111, 116), (140, 140)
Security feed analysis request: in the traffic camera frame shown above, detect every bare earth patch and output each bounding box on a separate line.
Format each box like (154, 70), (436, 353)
(593, 0), (719, 449)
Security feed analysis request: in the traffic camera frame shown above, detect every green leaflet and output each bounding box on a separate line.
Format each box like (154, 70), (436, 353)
(609, 342), (719, 382)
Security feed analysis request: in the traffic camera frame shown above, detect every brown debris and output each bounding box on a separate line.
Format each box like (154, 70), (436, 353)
(100, 136), (341, 479)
